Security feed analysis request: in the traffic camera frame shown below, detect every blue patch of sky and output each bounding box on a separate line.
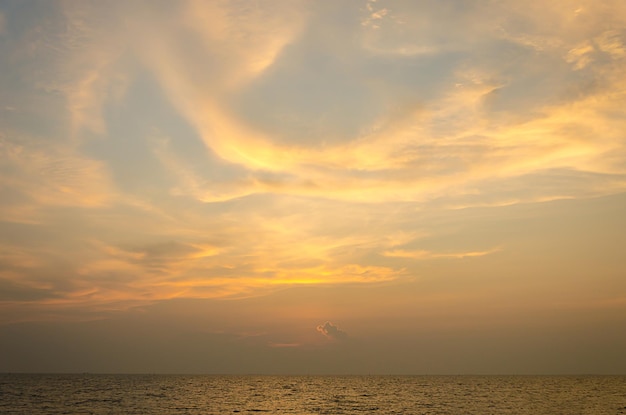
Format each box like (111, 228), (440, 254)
(82, 68), (246, 196)
(0, 1), (69, 140)
(232, 42), (463, 148)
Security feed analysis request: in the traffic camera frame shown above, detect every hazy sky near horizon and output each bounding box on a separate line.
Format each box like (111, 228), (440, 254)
(1, 0), (626, 374)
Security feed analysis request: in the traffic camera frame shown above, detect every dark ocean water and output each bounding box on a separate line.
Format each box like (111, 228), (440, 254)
(1, 374), (625, 414)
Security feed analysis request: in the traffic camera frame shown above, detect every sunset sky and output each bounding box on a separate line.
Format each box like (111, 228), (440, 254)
(1, 0), (626, 374)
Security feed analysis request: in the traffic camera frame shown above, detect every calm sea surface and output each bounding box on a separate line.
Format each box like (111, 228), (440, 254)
(1, 374), (625, 415)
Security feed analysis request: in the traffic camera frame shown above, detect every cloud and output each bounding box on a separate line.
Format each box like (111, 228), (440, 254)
(2, 0), (626, 324)
(124, 0), (626, 209)
(34, 2), (606, 214)
(383, 248), (500, 260)
(566, 41), (595, 70)
(595, 30), (626, 58)
(317, 321), (348, 340)
(362, 0), (390, 29)
(0, 134), (116, 225)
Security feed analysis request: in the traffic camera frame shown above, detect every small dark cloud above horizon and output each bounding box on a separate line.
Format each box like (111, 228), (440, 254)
(317, 321), (348, 340)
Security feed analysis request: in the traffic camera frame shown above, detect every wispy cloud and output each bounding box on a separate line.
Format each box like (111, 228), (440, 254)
(0, 134), (115, 223)
(1, 0), (626, 323)
(383, 248), (500, 260)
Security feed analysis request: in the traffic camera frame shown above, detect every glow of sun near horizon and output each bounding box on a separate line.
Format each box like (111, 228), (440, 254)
(1, 1), (625, 375)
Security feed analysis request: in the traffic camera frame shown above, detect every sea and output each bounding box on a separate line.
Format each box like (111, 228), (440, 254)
(1, 374), (625, 414)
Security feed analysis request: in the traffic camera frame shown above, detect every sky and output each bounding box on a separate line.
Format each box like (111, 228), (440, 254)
(1, 0), (625, 375)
